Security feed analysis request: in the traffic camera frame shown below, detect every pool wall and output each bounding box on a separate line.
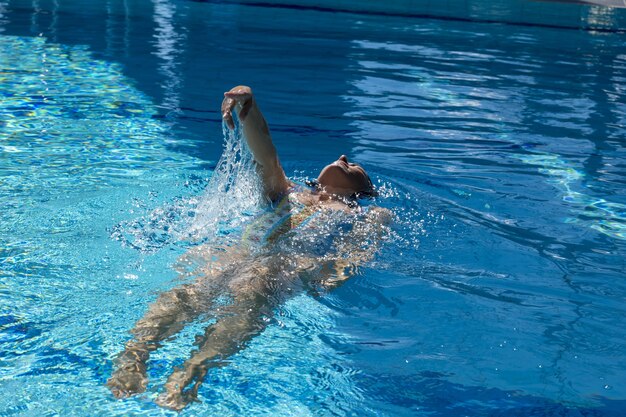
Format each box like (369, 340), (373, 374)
(219, 0), (626, 30)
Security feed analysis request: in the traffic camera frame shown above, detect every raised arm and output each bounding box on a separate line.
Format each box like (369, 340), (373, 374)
(221, 86), (291, 201)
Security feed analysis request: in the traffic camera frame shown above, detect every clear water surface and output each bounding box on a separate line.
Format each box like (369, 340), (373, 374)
(0, 1), (625, 416)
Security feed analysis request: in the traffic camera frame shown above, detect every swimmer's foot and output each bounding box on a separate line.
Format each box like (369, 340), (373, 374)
(155, 390), (188, 411)
(155, 367), (202, 411)
(155, 385), (198, 411)
(107, 360), (148, 398)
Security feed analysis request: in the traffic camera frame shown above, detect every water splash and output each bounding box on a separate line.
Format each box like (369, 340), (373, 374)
(185, 122), (265, 242)
(111, 121), (265, 252)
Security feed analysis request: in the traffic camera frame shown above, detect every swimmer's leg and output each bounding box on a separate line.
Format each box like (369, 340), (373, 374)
(156, 290), (272, 410)
(107, 284), (209, 398)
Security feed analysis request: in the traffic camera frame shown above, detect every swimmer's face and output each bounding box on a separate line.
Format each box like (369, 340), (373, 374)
(317, 155), (374, 197)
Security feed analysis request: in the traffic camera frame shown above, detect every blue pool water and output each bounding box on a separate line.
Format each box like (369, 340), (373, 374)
(1, 1), (626, 416)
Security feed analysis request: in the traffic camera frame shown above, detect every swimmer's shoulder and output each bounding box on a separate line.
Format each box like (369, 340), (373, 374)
(283, 181), (393, 221)
(289, 189), (350, 212)
(284, 182), (328, 208)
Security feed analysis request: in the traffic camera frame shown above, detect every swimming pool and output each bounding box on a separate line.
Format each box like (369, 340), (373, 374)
(1, 0), (625, 415)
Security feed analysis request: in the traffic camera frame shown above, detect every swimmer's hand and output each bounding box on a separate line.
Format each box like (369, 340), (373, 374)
(221, 85), (290, 199)
(221, 85), (254, 130)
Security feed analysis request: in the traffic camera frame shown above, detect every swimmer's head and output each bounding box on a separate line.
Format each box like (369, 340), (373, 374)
(316, 155), (376, 198)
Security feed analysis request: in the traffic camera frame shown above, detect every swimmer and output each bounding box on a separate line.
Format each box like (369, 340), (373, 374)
(107, 85), (392, 410)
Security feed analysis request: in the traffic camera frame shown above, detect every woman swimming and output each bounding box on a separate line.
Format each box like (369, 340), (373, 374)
(107, 86), (391, 410)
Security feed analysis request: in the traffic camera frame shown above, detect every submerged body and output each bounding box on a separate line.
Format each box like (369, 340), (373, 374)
(107, 86), (391, 410)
